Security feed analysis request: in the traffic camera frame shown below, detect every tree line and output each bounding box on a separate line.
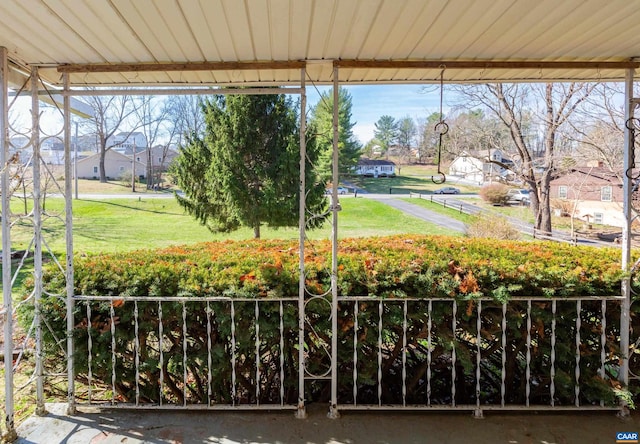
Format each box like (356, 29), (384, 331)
(75, 82), (632, 238)
(363, 83), (630, 236)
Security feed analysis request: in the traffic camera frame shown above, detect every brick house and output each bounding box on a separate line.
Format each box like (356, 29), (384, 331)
(549, 164), (623, 227)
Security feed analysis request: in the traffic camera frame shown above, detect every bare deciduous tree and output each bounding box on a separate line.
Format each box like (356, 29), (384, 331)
(454, 82), (596, 235)
(85, 92), (139, 183)
(133, 95), (171, 190)
(165, 95), (208, 147)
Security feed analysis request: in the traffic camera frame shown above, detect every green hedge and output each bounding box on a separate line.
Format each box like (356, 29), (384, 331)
(28, 235), (634, 407)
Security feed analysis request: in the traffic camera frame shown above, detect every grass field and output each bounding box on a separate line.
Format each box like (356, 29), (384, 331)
(4, 195), (456, 256)
(348, 163), (479, 195)
(402, 196), (478, 225)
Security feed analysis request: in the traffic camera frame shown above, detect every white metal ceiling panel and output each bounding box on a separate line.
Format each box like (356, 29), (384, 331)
(305, 0), (340, 60)
(179, 1), (221, 62)
(2, 0), (640, 88)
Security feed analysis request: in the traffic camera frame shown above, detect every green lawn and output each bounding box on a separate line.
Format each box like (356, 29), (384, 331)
(402, 196), (478, 225)
(349, 163), (479, 195)
(3, 196), (456, 256)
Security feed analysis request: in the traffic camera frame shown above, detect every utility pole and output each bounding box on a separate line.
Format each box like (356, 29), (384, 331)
(74, 121), (78, 199)
(131, 139), (136, 192)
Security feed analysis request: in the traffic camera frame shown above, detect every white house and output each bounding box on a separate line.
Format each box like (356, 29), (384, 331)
(107, 131), (148, 153)
(354, 159), (396, 177)
(76, 149), (146, 180)
(448, 149), (513, 184)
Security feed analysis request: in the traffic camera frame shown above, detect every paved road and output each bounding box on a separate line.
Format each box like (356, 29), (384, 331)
(51, 192), (178, 199)
(362, 193), (613, 246)
(366, 194), (468, 233)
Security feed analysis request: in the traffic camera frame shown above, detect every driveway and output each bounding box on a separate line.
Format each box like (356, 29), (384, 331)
(364, 194), (467, 233)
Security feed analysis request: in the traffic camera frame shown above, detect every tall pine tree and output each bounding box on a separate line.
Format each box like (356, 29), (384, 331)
(172, 92), (326, 238)
(309, 87), (362, 182)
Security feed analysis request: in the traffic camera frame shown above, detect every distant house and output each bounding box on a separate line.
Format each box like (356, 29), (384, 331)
(108, 131), (148, 153)
(130, 146), (179, 172)
(448, 149), (514, 184)
(354, 159), (396, 177)
(549, 163), (623, 227)
(76, 149), (146, 180)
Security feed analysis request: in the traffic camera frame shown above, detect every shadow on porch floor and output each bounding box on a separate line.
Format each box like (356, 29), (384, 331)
(12, 403), (639, 444)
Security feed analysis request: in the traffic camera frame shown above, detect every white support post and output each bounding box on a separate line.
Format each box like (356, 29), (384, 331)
(328, 65), (340, 419)
(620, 67), (634, 417)
(296, 67), (308, 419)
(63, 72), (76, 415)
(1, 46), (18, 443)
(31, 67), (46, 416)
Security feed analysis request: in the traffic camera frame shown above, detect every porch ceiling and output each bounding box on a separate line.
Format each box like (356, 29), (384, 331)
(2, 0), (640, 88)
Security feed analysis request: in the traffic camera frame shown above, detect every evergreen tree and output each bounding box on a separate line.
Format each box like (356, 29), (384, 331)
(373, 115), (399, 158)
(309, 87), (362, 181)
(172, 92), (326, 239)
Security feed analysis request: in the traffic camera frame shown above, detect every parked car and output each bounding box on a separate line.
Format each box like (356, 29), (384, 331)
(433, 186), (460, 194)
(325, 187), (349, 195)
(507, 188), (530, 205)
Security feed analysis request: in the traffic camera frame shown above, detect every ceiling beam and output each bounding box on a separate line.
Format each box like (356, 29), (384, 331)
(58, 60), (306, 74)
(56, 59), (640, 76)
(334, 59), (640, 70)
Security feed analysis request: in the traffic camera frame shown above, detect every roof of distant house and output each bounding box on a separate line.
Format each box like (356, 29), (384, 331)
(357, 158), (396, 166)
(553, 166), (622, 185)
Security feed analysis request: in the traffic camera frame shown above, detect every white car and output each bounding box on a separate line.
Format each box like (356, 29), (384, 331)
(325, 187), (349, 195)
(433, 186), (460, 194)
(507, 189), (530, 205)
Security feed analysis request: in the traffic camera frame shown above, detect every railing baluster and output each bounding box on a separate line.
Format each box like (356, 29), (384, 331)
(65, 294), (620, 411)
(575, 300), (581, 407)
(353, 300), (359, 406)
(551, 300), (556, 407)
(402, 300), (407, 407)
(134, 300), (140, 407)
(255, 301), (261, 405)
(86, 303), (92, 404)
(182, 301), (187, 407)
(476, 300), (482, 411)
(158, 301), (164, 407)
(207, 301), (212, 406)
(110, 301), (116, 405)
(451, 300), (457, 407)
(600, 300), (607, 407)
(279, 301), (285, 406)
(526, 300), (531, 407)
(378, 299), (383, 407)
(427, 300), (432, 406)
(231, 300), (237, 406)
(501, 302), (507, 407)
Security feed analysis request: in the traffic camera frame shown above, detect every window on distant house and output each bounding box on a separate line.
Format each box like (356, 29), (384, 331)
(593, 212), (604, 224)
(93, 166), (98, 173)
(136, 157), (141, 162)
(158, 157), (162, 162)
(558, 186), (568, 199)
(119, 166), (125, 172)
(601, 186), (612, 202)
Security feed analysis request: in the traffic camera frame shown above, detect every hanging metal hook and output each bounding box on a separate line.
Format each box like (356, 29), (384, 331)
(431, 67), (447, 184)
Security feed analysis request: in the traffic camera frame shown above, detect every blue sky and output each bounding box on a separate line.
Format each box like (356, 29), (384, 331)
(10, 84), (447, 145)
(306, 84), (445, 144)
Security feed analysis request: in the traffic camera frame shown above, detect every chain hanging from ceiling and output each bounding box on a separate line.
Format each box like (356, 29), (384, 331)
(626, 116), (640, 214)
(431, 67), (448, 184)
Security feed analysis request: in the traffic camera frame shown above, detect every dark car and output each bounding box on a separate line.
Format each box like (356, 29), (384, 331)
(433, 186), (460, 194)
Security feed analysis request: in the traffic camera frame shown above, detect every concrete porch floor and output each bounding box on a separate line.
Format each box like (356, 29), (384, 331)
(11, 403), (639, 444)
